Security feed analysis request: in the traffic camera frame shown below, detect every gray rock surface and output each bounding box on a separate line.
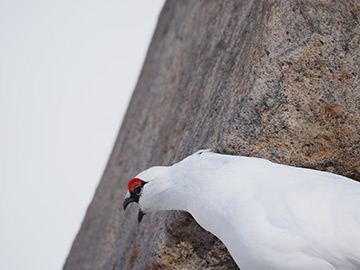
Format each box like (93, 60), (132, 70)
(64, 0), (360, 269)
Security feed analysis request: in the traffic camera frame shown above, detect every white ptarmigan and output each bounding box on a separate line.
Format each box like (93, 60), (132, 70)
(123, 149), (360, 270)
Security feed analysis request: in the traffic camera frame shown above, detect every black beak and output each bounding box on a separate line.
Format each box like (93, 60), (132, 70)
(123, 195), (145, 223)
(123, 196), (136, 211)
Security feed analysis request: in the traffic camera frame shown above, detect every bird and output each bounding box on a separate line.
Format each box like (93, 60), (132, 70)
(123, 149), (360, 270)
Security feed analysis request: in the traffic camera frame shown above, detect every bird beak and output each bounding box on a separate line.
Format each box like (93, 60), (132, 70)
(123, 195), (136, 211)
(123, 193), (145, 223)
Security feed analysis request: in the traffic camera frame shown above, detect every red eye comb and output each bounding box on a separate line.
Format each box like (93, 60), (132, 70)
(128, 178), (143, 192)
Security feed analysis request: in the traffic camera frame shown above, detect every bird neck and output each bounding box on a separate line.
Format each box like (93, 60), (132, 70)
(138, 165), (189, 212)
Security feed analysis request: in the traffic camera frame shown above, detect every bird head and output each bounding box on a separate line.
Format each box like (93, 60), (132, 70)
(123, 177), (148, 222)
(123, 166), (172, 222)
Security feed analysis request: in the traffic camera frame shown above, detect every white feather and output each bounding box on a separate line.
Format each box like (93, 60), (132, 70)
(134, 150), (360, 270)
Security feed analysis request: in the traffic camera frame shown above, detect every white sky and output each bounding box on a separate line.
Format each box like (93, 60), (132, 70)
(0, 1), (165, 269)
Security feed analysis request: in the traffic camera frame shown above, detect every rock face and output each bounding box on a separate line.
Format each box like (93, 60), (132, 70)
(64, 0), (360, 269)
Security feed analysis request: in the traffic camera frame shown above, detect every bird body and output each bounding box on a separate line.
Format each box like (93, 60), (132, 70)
(124, 150), (360, 270)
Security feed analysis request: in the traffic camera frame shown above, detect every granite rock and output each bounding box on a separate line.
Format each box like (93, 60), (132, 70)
(64, 0), (360, 269)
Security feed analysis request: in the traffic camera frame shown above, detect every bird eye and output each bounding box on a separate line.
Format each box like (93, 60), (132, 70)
(133, 185), (142, 195)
